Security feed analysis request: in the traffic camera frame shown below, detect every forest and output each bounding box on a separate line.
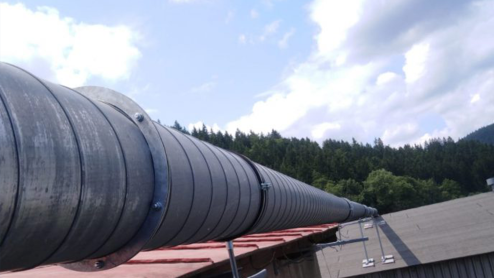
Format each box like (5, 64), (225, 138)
(167, 121), (494, 214)
(464, 122), (494, 145)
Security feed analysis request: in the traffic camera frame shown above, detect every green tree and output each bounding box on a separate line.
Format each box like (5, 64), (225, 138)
(439, 179), (462, 201)
(171, 120), (190, 134)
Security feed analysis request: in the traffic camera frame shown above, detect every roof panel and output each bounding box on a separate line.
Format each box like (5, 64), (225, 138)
(3, 224), (337, 277)
(317, 192), (494, 277)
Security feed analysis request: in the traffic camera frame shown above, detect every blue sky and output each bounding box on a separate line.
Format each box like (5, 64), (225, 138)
(1, 0), (493, 146)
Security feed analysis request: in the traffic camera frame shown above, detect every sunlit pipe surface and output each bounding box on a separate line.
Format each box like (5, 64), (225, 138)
(0, 62), (377, 272)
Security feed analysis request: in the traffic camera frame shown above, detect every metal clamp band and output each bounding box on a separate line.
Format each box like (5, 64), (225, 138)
(230, 154), (270, 237)
(62, 86), (169, 272)
(343, 198), (354, 223)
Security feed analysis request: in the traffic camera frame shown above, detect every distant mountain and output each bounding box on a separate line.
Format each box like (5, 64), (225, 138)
(463, 123), (494, 145)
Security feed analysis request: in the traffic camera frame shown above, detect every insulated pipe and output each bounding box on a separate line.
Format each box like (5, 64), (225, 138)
(0, 62), (378, 273)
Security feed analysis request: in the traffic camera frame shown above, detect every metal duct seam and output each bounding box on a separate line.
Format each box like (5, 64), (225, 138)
(0, 85), (18, 249)
(227, 153), (270, 238)
(0, 64), (82, 271)
(222, 151), (258, 238)
(62, 86), (169, 272)
(286, 176), (303, 229)
(179, 134), (225, 244)
(198, 143), (242, 241)
(269, 171), (289, 231)
(31, 77), (129, 268)
(271, 171), (292, 231)
(153, 126), (210, 247)
(343, 198), (355, 222)
(209, 148), (245, 240)
(272, 172), (294, 230)
(192, 140), (231, 242)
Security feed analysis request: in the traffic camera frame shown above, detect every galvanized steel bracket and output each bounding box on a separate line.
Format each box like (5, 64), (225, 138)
(62, 86), (169, 272)
(260, 182), (272, 191)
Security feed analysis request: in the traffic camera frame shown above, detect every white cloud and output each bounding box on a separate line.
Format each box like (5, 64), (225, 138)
(310, 0), (362, 59)
(0, 3), (141, 87)
(278, 28), (295, 49)
(265, 20), (281, 34)
(225, 60), (376, 136)
(311, 122), (341, 139)
(403, 43), (429, 83)
(382, 123), (420, 147)
(470, 93), (480, 104)
(225, 0), (494, 146)
(376, 72), (399, 86)
(239, 20), (282, 46)
(416, 127), (452, 146)
(250, 9), (259, 19)
(188, 121), (221, 133)
(226, 92), (307, 134)
(259, 20), (281, 42)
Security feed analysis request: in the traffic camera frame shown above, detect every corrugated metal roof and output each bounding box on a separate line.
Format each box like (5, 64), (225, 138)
(317, 192), (494, 278)
(354, 252), (494, 278)
(3, 224), (337, 277)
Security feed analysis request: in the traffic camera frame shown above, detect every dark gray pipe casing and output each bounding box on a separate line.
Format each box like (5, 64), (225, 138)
(0, 62), (378, 273)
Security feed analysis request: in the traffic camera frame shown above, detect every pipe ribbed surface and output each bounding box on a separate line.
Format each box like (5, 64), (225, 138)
(143, 126), (262, 249)
(0, 62), (377, 273)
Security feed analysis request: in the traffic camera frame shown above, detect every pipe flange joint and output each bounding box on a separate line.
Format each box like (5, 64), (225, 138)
(62, 86), (169, 272)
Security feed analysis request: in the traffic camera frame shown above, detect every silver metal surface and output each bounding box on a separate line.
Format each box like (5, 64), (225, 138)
(359, 220), (374, 268)
(487, 178), (494, 186)
(317, 237), (369, 249)
(226, 240), (240, 278)
(248, 269), (267, 278)
(134, 113), (144, 122)
(373, 218), (394, 264)
(152, 202), (163, 211)
(487, 178), (494, 191)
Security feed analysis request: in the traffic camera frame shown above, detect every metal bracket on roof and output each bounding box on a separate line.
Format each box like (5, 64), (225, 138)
(226, 241), (240, 278)
(338, 217), (373, 228)
(334, 217), (394, 268)
(317, 237), (369, 249)
(487, 177), (494, 191)
(248, 269), (267, 278)
(358, 219), (374, 268)
(260, 182), (271, 191)
(362, 258), (375, 268)
(382, 255), (395, 264)
(372, 218), (395, 264)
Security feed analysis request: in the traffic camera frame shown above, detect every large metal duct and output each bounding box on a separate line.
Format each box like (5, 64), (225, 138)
(0, 62), (378, 273)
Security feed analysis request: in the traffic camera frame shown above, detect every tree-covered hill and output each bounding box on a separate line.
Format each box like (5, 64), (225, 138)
(169, 121), (494, 214)
(463, 123), (494, 145)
